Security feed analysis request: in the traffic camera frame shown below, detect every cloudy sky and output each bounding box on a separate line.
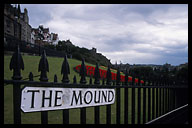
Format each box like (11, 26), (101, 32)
(20, 4), (188, 65)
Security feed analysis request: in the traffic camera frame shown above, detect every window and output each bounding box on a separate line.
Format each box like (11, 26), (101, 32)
(6, 19), (11, 28)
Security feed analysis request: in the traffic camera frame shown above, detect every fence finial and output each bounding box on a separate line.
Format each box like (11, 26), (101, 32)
(124, 68), (128, 85)
(54, 74), (58, 82)
(29, 72), (33, 81)
(73, 75), (77, 84)
(10, 45), (24, 80)
(80, 59), (87, 84)
(138, 77), (140, 86)
(106, 65), (112, 85)
(94, 63), (100, 85)
(38, 50), (49, 81)
(61, 55), (70, 83)
(131, 71), (135, 86)
(116, 68), (121, 85)
(102, 78), (105, 85)
(143, 75), (146, 86)
(89, 76), (92, 85)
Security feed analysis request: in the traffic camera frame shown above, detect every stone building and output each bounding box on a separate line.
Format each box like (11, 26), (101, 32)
(91, 47), (97, 57)
(4, 4), (21, 39)
(4, 4), (32, 43)
(19, 7), (31, 42)
(32, 25), (59, 46)
(50, 33), (59, 45)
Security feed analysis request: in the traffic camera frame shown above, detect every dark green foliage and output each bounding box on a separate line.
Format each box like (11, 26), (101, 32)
(72, 52), (82, 60)
(175, 66), (188, 83)
(129, 67), (153, 79)
(44, 44), (56, 50)
(55, 40), (111, 66)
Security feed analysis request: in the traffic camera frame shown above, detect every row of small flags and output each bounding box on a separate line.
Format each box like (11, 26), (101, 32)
(75, 65), (144, 84)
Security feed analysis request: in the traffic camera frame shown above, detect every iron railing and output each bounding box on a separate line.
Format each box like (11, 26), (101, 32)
(4, 45), (188, 124)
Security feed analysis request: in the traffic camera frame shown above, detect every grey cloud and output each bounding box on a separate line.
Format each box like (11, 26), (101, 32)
(20, 4), (188, 65)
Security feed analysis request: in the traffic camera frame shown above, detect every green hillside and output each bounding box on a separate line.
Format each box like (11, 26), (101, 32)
(4, 54), (150, 124)
(4, 54), (96, 82)
(4, 54), (117, 124)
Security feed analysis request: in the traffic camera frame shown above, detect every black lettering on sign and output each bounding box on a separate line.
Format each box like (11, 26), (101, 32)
(42, 90), (52, 107)
(94, 90), (101, 103)
(108, 90), (114, 102)
(71, 90), (82, 106)
(84, 91), (93, 104)
(101, 90), (107, 103)
(27, 90), (40, 108)
(54, 91), (62, 107)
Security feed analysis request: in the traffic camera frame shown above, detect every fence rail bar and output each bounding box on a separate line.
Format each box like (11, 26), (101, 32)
(94, 106), (100, 124)
(148, 87), (151, 122)
(152, 87), (155, 120)
(156, 87), (159, 118)
(137, 86), (141, 124)
(13, 84), (21, 124)
(132, 88), (135, 124)
(80, 108), (86, 124)
(146, 104), (188, 124)
(116, 87), (121, 124)
(106, 104), (111, 124)
(124, 87), (128, 124)
(168, 89), (170, 112)
(165, 89), (168, 113)
(63, 110), (69, 124)
(4, 80), (188, 89)
(173, 89), (176, 110)
(41, 111), (48, 124)
(159, 87), (162, 116)
(143, 87), (146, 124)
(39, 50), (49, 124)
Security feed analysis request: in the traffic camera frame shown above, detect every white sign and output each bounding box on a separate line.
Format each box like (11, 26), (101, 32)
(21, 87), (115, 112)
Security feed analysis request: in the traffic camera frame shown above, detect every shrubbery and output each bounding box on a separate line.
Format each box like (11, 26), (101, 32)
(54, 40), (111, 66)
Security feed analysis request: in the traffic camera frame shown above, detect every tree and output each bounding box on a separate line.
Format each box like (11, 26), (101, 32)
(176, 66), (188, 84)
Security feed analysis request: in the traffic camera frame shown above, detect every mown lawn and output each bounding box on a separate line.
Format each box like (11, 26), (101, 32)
(4, 54), (163, 124)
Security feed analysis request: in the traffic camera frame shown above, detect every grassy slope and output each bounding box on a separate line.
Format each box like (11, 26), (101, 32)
(4, 54), (159, 124)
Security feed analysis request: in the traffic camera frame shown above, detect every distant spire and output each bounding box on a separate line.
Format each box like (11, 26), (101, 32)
(13, 4), (18, 17)
(17, 4), (21, 18)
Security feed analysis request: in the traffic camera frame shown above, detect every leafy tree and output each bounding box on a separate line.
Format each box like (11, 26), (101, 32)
(176, 66), (188, 84)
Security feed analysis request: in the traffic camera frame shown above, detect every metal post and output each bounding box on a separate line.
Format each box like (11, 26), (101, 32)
(38, 50), (49, 124)
(156, 81), (159, 118)
(143, 78), (146, 124)
(94, 63), (100, 124)
(147, 79), (151, 122)
(124, 69), (128, 124)
(10, 45), (24, 124)
(132, 73), (135, 124)
(106, 66), (112, 124)
(116, 68), (121, 124)
(138, 77), (141, 124)
(80, 59), (87, 124)
(152, 80), (155, 119)
(61, 55), (70, 124)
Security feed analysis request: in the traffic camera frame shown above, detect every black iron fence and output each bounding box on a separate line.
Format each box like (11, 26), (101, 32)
(4, 45), (188, 124)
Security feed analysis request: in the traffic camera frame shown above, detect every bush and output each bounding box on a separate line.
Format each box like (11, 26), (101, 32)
(72, 52), (82, 60)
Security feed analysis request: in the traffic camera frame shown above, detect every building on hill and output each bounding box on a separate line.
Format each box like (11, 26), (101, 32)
(31, 30), (35, 44)
(31, 25), (59, 46)
(4, 4), (31, 43)
(91, 47), (97, 53)
(176, 62), (188, 70)
(4, 4), (21, 39)
(51, 33), (59, 45)
(91, 47), (97, 57)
